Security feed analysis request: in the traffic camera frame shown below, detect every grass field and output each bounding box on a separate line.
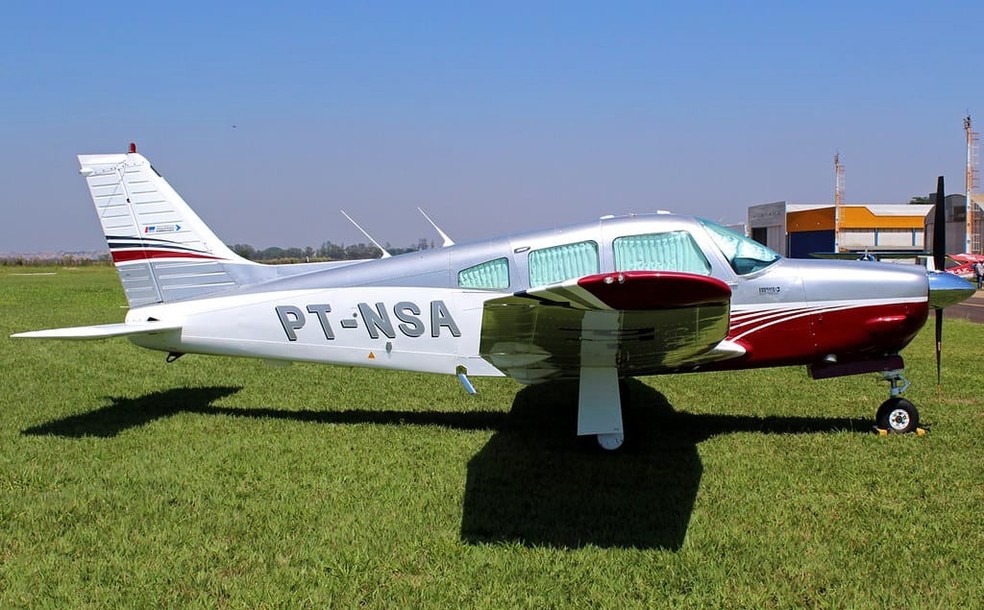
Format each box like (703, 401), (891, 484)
(1, 266), (982, 608)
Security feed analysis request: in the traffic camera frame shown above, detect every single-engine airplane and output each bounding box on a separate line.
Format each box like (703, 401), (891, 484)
(13, 147), (977, 449)
(944, 253), (984, 280)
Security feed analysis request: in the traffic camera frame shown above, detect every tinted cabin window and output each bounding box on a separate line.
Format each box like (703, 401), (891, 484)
(613, 231), (711, 275)
(458, 257), (510, 289)
(699, 219), (781, 275)
(528, 241), (599, 287)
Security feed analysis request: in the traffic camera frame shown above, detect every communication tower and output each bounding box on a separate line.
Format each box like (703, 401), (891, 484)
(965, 115), (980, 254)
(834, 153), (844, 252)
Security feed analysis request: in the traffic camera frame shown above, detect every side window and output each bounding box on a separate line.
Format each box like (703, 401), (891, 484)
(458, 257), (510, 289)
(528, 240), (599, 287)
(613, 231), (711, 275)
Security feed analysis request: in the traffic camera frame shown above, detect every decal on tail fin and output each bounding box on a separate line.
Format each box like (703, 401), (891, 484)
(79, 149), (255, 307)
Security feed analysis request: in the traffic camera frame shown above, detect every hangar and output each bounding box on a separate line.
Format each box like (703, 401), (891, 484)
(748, 201), (933, 258)
(924, 194), (984, 255)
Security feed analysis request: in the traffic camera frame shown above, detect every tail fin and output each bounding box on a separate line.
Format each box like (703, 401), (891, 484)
(79, 148), (256, 307)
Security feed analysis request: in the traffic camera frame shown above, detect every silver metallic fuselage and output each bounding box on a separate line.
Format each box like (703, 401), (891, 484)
(122, 212), (957, 381)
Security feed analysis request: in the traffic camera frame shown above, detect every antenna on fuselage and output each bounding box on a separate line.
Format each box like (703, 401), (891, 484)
(417, 207), (455, 247)
(340, 210), (392, 258)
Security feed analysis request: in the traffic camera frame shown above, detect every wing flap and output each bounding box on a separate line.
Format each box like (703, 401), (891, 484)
(11, 322), (181, 340)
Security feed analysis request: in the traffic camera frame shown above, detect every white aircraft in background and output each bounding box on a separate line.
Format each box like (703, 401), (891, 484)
(13, 146), (976, 449)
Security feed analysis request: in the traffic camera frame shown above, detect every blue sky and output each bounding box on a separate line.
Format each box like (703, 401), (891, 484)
(2, 1), (983, 252)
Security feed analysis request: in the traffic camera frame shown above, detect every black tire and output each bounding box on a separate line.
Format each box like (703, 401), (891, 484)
(876, 398), (919, 434)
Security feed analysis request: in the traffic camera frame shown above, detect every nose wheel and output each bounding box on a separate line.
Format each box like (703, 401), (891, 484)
(876, 397), (919, 434)
(877, 370), (920, 434)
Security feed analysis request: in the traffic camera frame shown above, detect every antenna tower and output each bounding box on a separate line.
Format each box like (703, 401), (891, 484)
(834, 153), (844, 252)
(966, 115), (980, 254)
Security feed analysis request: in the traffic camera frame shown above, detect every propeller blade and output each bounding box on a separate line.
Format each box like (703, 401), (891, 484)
(935, 309), (943, 385)
(933, 176), (945, 385)
(933, 176), (946, 272)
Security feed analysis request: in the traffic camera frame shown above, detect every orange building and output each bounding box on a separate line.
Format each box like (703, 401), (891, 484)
(748, 202), (933, 258)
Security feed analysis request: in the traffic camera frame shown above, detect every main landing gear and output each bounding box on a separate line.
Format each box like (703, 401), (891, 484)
(877, 370), (920, 434)
(577, 367), (626, 451)
(578, 312), (628, 451)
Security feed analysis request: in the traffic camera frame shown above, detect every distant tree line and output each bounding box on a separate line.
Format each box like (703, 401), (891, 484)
(0, 254), (110, 267)
(229, 238), (435, 263)
(1, 239), (435, 267)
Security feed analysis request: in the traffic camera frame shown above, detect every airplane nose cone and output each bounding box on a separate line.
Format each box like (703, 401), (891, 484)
(928, 271), (977, 309)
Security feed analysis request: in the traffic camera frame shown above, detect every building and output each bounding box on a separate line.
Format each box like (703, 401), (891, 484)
(748, 202), (933, 258)
(924, 194), (984, 254)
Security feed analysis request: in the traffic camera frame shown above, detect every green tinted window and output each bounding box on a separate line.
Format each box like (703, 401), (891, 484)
(699, 219), (781, 275)
(528, 241), (599, 287)
(614, 231), (711, 274)
(458, 257), (510, 289)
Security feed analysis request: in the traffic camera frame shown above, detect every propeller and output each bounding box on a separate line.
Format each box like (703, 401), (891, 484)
(933, 176), (945, 384)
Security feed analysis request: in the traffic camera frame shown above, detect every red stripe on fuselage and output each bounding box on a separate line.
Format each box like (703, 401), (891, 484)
(721, 301), (928, 369)
(111, 249), (222, 263)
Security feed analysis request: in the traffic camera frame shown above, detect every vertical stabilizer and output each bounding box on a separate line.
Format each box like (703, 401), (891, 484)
(79, 149), (254, 307)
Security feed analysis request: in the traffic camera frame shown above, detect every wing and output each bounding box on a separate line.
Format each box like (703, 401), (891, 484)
(479, 271), (744, 383)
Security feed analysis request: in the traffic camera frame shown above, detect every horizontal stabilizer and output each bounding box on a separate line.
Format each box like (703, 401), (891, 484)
(11, 321), (181, 341)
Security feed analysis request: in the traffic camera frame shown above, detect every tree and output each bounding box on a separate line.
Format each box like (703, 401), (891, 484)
(909, 196), (931, 204)
(260, 246), (285, 260)
(318, 241), (345, 260)
(231, 244), (257, 260)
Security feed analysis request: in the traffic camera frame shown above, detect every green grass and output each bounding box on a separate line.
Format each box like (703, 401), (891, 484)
(1, 266), (982, 608)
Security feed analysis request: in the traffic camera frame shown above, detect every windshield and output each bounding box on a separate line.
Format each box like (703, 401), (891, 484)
(699, 219), (781, 275)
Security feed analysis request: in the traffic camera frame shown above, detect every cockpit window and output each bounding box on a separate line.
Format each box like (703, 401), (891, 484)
(699, 219), (781, 275)
(528, 240), (599, 287)
(614, 231), (711, 275)
(458, 257), (510, 289)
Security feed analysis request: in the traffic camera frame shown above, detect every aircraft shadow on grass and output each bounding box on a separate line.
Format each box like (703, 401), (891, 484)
(23, 380), (870, 551)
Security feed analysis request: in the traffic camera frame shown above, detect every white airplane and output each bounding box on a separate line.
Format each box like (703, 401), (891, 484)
(13, 147), (977, 449)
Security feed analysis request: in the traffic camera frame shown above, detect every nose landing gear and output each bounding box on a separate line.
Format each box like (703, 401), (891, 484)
(876, 370), (920, 434)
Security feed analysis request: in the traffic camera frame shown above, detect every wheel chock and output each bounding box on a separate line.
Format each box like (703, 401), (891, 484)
(874, 427), (928, 436)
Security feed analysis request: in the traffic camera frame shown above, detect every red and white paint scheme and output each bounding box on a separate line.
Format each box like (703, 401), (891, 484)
(13, 147), (977, 449)
(943, 253), (984, 280)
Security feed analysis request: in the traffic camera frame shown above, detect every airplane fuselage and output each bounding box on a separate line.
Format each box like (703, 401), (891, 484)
(124, 213), (930, 382)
